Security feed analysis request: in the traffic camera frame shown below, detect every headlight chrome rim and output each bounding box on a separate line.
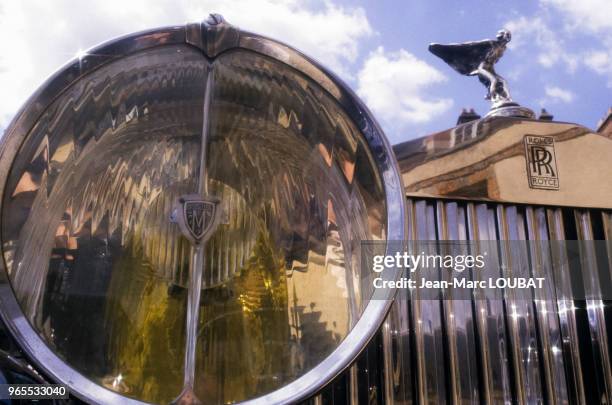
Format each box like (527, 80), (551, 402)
(0, 18), (405, 405)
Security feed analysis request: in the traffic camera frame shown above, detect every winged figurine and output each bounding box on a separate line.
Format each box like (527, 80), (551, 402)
(429, 29), (512, 106)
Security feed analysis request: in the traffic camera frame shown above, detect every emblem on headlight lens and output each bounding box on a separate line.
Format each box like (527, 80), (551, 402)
(171, 194), (221, 245)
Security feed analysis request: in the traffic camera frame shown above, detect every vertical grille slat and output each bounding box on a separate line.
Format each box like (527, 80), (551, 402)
(601, 212), (612, 285)
(496, 205), (545, 403)
(382, 318), (395, 404)
(368, 332), (385, 404)
(349, 365), (359, 404)
(546, 208), (587, 405)
(436, 201), (480, 404)
(408, 199), (447, 404)
(524, 207), (569, 404)
(466, 203), (513, 404)
(382, 294), (414, 405)
(573, 210), (612, 404)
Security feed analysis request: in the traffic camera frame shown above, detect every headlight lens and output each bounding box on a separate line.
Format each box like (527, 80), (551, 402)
(1, 28), (396, 404)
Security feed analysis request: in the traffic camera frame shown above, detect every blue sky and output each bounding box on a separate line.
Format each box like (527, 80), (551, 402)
(348, 0), (611, 141)
(0, 0), (610, 144)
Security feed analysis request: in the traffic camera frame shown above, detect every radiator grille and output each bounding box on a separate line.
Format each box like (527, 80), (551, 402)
(307, 198), (612, 405)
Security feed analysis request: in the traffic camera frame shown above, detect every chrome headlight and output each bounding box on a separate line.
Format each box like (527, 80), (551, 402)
(0, 15), (404, 404)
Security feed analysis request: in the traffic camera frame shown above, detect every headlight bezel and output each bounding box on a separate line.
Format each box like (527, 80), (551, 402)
(0, 18), (405, 405)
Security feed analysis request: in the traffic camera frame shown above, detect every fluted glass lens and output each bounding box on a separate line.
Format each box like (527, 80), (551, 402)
(1, 46), (386, 403)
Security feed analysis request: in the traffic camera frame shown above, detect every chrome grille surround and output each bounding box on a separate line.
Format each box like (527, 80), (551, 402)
(315, 200), (612, 405)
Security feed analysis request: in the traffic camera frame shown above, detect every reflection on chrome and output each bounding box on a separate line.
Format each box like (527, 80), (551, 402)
(1, 44), (386, 403)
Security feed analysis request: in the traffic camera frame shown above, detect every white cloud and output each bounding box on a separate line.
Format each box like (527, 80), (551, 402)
(543, 0), (612, 86)
(584, 50), (612, 87)
(356, 47), (452, 135)
(202, 0), (373, 77)
(543, 0), (612, 33)
(505, 16), (577, 72)
(506, 1), (612, 86)
(585, 51), (610, 74)
(0, 0), (373, 132)
(544, 86), (574, 103)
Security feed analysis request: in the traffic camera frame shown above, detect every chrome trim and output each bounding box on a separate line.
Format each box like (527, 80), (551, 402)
(436, 201), (480, 404)
(382, 295), (414, 405)
(496, 205), (544, 403)
(407, 199), (446, 404)
(466, 203), (513, 404)
(602, 212), (612, 284)
(175, 63), (215, 405)
(574, 210), (612, 404)
(546, 208), (586, 404)
(381, 316), (395, 404)
(0, 17), (405, 405)
(349, 364), (359, 405)
(484, 104), (535, 119)
(524, 207), (569, 404)
(185, 14), (240, 58)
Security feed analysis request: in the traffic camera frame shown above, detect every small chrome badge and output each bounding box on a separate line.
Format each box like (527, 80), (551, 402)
(524, 135), (559, 190)
(171, 194), (221, 245)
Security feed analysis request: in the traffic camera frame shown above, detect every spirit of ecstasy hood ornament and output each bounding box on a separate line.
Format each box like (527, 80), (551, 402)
(429, 29), (535, 118)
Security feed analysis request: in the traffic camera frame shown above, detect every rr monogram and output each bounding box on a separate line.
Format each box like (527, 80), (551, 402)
(524, 135), (559, 190)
